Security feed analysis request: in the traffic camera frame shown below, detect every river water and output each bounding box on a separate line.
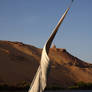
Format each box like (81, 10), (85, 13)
(1, 90), (92, 92)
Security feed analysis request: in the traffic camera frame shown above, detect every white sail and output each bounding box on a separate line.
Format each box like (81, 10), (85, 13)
(28, 1), (73, 92)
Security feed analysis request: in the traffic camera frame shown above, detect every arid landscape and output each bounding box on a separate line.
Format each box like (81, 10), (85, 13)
(0, 40), (92, 89)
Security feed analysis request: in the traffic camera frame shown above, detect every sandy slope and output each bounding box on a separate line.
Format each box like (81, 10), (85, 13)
(0, 40), (92, 87)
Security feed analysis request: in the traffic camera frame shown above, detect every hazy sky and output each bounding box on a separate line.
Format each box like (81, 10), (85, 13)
(0, 0), (92, 63)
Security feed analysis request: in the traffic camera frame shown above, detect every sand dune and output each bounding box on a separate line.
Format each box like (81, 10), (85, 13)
(0, 40), (92, 88)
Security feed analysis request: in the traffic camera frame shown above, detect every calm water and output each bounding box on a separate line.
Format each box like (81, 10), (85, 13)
(1, 90), (92, 92)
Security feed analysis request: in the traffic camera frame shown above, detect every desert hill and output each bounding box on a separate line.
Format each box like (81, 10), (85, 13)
(0, 40), (92, 88)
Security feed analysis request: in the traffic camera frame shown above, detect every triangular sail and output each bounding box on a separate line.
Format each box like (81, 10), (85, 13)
(28, 1), (73, 92)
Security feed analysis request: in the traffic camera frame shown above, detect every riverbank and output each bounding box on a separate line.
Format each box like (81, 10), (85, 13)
(0, 82), (92, 91)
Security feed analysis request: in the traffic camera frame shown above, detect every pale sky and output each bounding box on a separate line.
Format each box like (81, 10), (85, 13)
(0, 0), (92, 63)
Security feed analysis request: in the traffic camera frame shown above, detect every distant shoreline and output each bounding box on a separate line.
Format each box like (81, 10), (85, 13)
(0, 82), (92, 91)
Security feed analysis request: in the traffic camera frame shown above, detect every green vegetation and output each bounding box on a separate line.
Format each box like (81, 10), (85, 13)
(68, 82), (92, 90)
(45, 85), (65, 90)
(0, 81), (30, 91)
(0, 81), (92, 90)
